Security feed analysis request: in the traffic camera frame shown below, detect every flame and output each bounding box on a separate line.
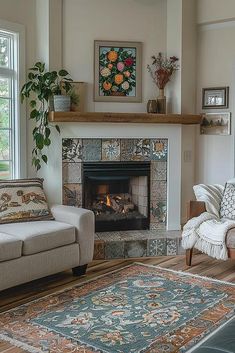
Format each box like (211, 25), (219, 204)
(106, 194), (111, 207)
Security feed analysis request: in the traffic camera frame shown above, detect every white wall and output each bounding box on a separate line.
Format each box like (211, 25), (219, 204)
(196, 21), (235, 184)
(197, 0), (235, 24)
(62, 0), (166, 113)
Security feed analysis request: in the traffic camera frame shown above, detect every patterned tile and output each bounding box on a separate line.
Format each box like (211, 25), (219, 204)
(62, 138), (82, 162)
(93, 240), (105, 260)
(167, 238), (177, 255)
(63, 183), (82, 207)
(94, 230), (183, 258)
(105, 241), (125, 259)
(150, 200), (167, 224)
(151, 161), (167, 181)
(147, 239), (158, 256)
(120, 139), (136, 161)
(124, 240), (147, 258)
(102, 139), (121, 161)
(132, 139), (150, 161)
(151, 180), (167, 201)
(62, 163), (82, 183)
(83, 139), (102, 161)
(150, 223), (166, 231)
(156, 238), (167, 255)
(150, 139), (168, 161)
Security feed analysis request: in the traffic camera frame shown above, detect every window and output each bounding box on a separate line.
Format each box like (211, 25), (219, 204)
(0, 22), (25, 179)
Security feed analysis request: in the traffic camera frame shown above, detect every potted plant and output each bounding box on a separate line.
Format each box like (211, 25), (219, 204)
(20, 61), (74, 171)
(52, 71), (74, 112)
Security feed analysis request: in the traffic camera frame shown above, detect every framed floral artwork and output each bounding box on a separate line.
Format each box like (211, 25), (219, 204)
(94, 40), (142, 102)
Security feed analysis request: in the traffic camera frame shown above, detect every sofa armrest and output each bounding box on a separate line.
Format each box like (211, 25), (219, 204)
(51, 205), (95, 265)
(186, 201), (206, 221)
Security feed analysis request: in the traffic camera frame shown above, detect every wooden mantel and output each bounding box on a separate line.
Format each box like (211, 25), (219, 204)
(49, 111), (202, 124)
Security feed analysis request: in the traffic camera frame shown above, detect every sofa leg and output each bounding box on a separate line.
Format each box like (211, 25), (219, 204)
(72, 264), (88, 276)
(186, 248), (193, 266)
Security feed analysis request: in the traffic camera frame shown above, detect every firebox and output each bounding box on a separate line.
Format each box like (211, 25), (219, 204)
(83, 161), (151, 232)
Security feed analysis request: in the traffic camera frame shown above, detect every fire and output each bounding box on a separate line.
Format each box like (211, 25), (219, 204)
(106, 194), (111, 207)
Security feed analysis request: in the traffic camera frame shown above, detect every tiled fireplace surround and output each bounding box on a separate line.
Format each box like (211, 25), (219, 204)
(62, 137), (183, 259)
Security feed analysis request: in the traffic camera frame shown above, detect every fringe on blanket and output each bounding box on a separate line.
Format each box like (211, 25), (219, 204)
(194, 237), (228, 261)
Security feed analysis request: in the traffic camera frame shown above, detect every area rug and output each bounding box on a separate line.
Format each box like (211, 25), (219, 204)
(0, 264), (235, 353)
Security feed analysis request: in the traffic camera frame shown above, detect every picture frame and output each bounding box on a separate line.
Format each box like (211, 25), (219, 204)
(94, 40), (142, 102)
(200, 112), (231, 135)
(202, 86), (229, 109)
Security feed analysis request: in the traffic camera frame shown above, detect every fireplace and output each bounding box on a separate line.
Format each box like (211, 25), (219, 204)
(83, 161), (150, 232)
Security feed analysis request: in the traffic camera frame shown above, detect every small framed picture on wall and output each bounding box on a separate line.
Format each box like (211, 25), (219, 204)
(202, 87), (229, 109)
(200, 112), (231, 135)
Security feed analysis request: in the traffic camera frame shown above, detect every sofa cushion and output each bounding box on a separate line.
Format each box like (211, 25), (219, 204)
(0, 233), (23, 262)
(0, 178), (53, 224)
(226, 228), (235, 248)
(0, 221), (76, 255)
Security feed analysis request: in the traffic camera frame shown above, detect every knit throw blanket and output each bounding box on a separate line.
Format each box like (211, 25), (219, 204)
(182, 212), (235, 260)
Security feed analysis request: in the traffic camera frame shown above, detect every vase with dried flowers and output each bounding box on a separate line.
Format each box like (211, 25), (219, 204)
(147, 53), (179, 114)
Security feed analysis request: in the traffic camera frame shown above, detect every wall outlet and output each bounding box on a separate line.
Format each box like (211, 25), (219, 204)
(184, 150), (192, 163)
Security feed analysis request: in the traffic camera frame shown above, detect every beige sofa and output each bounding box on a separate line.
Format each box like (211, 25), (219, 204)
(0, 205), (95, 291)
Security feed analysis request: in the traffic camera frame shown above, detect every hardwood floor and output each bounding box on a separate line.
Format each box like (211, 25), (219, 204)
(1, 253), (235, 313)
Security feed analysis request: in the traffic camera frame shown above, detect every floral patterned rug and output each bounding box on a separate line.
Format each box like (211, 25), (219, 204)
(0, 263), (235, 353)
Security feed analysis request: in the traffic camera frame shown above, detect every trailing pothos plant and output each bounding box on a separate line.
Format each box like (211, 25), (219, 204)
(20, 62), (73, 171)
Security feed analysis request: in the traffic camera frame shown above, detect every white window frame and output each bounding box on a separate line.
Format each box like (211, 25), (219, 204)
(0, 19), (26, 179)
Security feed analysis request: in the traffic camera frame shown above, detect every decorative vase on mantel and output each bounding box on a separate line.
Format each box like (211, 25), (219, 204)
(157, 88), (166, 114)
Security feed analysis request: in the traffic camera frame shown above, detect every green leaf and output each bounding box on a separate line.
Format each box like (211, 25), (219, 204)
(30, 109), (39, 120)
(44, 138), (51, 146)
(20, 93), (25, 103)
(35, 133), (44, 150)
(55, 125), (60, 133)
(35, 62), (45, 73)
(30, 100), (37, 108)
(59, 69), (69, 77)
(28, 72), (35, 80)
(32, 127), (38, 135)
(29, 67), (39, 71)
(45, 127), (51, 138)
(42, 155), (48, 164)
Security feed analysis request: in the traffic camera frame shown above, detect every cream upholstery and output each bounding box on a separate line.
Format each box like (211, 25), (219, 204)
(51, 205), (95, 266)
(0, 221), (76, 255)
(0, 244), (80, 290)
(0, 206), (95, 291)
(0, 233), (22, 262)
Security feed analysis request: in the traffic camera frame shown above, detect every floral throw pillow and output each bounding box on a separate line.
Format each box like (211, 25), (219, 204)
(0, 178), (53, 224)
(220, 182), (235, 220)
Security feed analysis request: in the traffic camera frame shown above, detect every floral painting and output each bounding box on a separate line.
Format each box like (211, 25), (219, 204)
(94, 40), (142, 102)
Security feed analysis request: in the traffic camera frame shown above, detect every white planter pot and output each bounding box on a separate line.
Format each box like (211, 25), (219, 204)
(53, 95), (71, 112)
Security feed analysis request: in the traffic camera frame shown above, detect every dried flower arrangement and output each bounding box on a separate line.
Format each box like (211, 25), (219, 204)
(147, 53), (179, 90)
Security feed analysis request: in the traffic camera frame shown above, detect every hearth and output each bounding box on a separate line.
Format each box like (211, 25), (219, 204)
(83, 161), (150, 231)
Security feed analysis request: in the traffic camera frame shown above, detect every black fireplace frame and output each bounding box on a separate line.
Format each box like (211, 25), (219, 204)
(82, 161), (151, 232)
